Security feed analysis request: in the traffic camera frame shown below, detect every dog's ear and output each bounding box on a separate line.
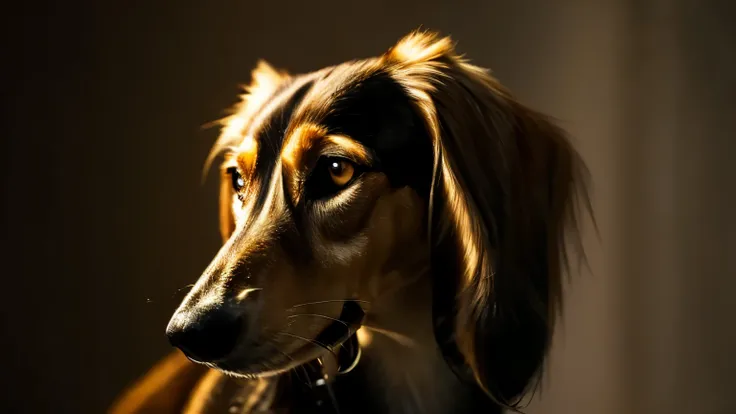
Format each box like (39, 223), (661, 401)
(387, 31), (591, 408)
(203, 60), (289, 241)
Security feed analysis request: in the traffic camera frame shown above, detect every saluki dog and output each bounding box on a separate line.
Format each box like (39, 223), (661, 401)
(111, 30), (592, 414)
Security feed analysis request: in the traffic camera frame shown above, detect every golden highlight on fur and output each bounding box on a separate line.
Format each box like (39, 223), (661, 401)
(112, 29), (592, 414)
(384, 33), (503, 395)
(281, 123), (329, 169)
(205, 61), (288, 175)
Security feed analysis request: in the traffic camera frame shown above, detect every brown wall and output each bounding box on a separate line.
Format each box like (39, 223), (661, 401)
(3, 1), (735, 413)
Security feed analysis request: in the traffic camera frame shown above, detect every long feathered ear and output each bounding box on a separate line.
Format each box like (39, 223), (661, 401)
(204, 60), (289, 241)
(386, 31), (592, 408)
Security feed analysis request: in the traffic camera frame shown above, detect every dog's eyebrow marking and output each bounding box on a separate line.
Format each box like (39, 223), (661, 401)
(281, 123), (370, 205)
(282, 127), (370, 169)
(322, 135), (370, 163)
(220, 134), (260, 181)
(281, 123), (328, 169)
(236, 135), (259, 174)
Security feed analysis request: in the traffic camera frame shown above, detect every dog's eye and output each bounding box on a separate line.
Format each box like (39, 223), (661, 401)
(306, 156), (362, 200)
(327, 159), (355, 187)
(227, 167), (245, 192)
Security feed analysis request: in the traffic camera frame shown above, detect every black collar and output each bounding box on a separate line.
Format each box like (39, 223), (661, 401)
(289, 332), (362, 413)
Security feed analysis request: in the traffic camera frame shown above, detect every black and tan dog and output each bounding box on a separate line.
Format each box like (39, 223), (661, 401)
(111, 30), (591, 414)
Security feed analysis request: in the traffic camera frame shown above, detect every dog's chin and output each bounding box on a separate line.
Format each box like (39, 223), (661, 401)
(212, 350), (314, 380)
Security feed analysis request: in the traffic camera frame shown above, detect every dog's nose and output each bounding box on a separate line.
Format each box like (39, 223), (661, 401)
(166, 306), (243, 363)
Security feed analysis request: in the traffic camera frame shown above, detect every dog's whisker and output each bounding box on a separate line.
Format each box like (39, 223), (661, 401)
(286, 313), (350, 327)
(289, 299), (371, 309)
(299, 365), (312, 389)
(282, 314), (352, 354)
(267, 332), (332, 388)
(266, 342), (310, 387)
(287, 363), (310, 388)
(322, 377), (341, 414)
(275, 332), (339, 362)
(171, 283), (196, 298)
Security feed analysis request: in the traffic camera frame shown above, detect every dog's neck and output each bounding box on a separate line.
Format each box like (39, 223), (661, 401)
(354, 265), (498, 414)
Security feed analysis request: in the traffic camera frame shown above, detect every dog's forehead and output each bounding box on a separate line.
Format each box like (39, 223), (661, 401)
(218, 58), (407, 210)
(210, 30), (453, 175)
(243, 60), (380, 154)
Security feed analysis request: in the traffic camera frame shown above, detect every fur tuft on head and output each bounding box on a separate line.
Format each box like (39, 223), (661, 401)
(203, 60), (290, 176)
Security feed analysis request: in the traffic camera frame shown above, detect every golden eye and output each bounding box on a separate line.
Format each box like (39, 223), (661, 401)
(327, 158), (355, 187)
(306, 156), (363, 200)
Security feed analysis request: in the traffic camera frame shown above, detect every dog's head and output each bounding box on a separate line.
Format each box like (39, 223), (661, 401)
(166, 31), (589, 407)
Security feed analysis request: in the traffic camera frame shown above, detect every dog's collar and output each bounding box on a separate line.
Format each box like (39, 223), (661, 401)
(335, 331), (362, 375)
(304, 300), (365, 381)
(277, 333), (362, 413)
(303, 302), (364, 411)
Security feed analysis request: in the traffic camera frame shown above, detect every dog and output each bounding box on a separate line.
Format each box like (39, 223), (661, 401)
(110, 30), (592, 414)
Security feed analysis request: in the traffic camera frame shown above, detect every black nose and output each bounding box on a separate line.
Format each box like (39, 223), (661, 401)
(166, 307), (243, 363)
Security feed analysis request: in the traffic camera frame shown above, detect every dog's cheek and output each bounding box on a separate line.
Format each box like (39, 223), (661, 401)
(359, 187), (425, 297)
(371, 187), (424, 257)
(314, 173), (389, 241)
(307, 174), (388, 264)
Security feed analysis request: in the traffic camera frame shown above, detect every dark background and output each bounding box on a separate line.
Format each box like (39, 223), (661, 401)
(3, 1), (735, 413)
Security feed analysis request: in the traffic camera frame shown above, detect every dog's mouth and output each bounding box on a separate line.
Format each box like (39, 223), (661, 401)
(286, 300), (365, 375)
(216, 300), (366, 379)
(313, 300), (365, 353)
(294, 301), (365, 382)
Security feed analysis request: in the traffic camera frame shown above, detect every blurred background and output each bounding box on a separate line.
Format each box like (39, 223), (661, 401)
(3, 1), (735, 413)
